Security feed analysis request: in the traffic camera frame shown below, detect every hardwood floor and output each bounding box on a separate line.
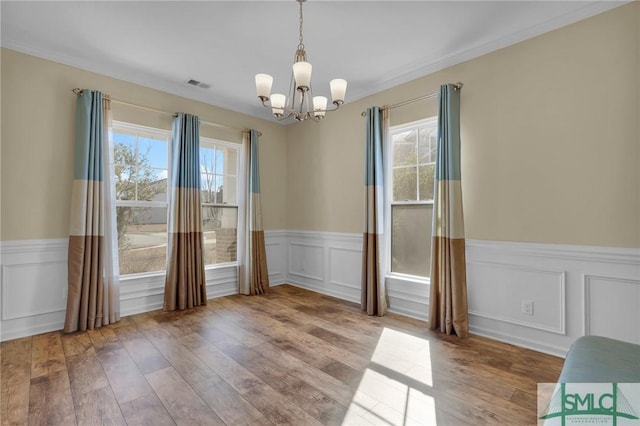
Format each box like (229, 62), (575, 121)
(1, 284), (563, 425)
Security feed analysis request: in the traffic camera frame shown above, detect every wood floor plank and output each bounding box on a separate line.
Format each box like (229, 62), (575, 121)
(119, 392), (176, 426)
(119, 336), (170, 375)
(1, 337), (32, 425)
(73, 385), (126, 426)
(66, 346), (109, 398)
(241, 382), (324, 426)
(27, 369), (76, 426)
(88, 327), (122, 353)
(30, 332), (66, 379)
(178, 333), (265, 395)
(190, 375), (270, 426)
(61, 332), (92, 357)
(145, 367), (224, 426)
(144, 330), (219, 387)
(96, 347), (153, 404)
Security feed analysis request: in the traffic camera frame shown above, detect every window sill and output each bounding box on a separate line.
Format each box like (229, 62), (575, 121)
(120, 262), (238, 282)
(204, 262), (237, 271)
(120, 270), (166, 282)
(385, 272), (430, 286)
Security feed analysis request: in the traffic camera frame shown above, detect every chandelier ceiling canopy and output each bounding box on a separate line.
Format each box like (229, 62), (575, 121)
(254, 0), (347, 122)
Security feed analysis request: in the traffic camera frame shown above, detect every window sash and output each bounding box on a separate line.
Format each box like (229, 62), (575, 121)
(386, 117), (438, 280)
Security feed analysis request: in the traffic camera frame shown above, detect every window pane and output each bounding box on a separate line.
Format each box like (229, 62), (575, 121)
(393, 167), (417, 201)
(429, 130), (437, 161)
(221, 147), (238, 175)
(113, 132), (136, 160)
(201, 173), (215, 203)
(217, 175), (237, 204)
(115, 163), (136, 201)
(391, 205), (432, 277)
(200, 146), (217, 175)
(418, 163), (436, 201)
(117, 206), (167, 275)
(393, 130), (417, 167)
(202, 207), (238, 265)
(138, 137), (168, 169)
(136, 168), (167, 201)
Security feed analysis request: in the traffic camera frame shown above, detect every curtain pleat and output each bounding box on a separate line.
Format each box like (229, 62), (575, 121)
(239, 130), (270, 295)
(428, 84), (469, 337)
(164, 113), (206, 311)
(361, 106), (388, 316)
(65, 90), (120, 333)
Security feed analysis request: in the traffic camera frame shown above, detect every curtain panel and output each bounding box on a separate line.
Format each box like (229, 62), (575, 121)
(239, 129), (270, 295)
(65, 90), (120, 332)
(164, 113), (207, 311)
(361, 106), (388, 316)
(428, 84), (469, 337)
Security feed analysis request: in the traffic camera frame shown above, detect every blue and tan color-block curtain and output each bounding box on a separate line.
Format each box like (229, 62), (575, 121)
(164, 113), (207, 310)
(239, 129), (270, 295)
(428, 84), (469, 337)
(361, 106), (388, 316)
(65, 90), (120, 332)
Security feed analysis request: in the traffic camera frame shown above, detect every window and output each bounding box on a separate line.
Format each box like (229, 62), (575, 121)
(388, 117), (437, 278)
(113, 122), (170, 275)
(199, 138), (239, 266)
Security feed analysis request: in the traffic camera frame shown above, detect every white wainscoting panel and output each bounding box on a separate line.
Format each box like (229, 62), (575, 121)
(285, 231), (362, 303)
(265, 230), (287, 286)
(1, 239), (246, 341)
(583, 275), (640, 344)
(289, 242), (325, 282)
(467, 261), (566, 334)
(0, 239), (68, 341)
(466, 240), (640, 356)
(2, 234), (640, 358)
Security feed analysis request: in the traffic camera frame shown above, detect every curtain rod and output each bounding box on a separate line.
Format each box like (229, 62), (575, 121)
(360, 82), (463, 117)
(72, 88), (262, 136)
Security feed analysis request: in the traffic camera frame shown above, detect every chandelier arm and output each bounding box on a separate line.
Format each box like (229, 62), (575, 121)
(260, 99), (343, 117)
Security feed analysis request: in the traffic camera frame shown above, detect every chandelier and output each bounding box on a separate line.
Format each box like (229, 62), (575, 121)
(254, 0), (347, 122)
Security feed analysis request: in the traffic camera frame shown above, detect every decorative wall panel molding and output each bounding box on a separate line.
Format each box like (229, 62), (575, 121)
(467, 261), (566, 334)
(2, 235), (639, 357)
(1, 239), (242, 340)
(583, 274), (640, 344)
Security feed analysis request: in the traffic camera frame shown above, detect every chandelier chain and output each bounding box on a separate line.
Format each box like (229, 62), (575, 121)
(298, 0), (304, 49)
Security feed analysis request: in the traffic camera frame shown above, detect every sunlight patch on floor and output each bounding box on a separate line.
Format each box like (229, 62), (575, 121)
(371, 328), (433, 387)
(342, 328), (437, 425)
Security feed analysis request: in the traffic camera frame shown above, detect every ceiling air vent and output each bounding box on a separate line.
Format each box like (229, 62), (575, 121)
(186, 79), (210, 89)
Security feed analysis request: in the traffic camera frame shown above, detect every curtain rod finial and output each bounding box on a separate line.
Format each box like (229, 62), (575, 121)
(72, 88), (83, 96)
(453, 82), (464, 90)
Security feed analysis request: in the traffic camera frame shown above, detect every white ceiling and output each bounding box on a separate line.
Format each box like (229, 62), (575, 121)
(1, 1), (628, 123)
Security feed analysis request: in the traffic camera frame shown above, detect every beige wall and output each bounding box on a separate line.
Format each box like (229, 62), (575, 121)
(287, 3), (640, 248)
(0, 48), (287, 240)
(2, 3), (639, 248)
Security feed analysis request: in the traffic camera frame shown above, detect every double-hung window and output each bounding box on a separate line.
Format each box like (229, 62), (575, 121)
(112, 122), (170, 275)
(199, 138), (239, 266)
(387, 117), (438, 278)
(112, 122), (241, 276)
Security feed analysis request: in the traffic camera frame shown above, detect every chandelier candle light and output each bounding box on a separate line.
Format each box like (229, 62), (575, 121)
(255, 0), (347, 122)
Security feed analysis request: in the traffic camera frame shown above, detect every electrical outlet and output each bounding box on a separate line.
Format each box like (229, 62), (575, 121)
(522, 299), (534, 316)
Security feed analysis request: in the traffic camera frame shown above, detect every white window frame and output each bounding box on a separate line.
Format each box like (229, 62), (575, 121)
(199, 137), (241, 270)
(112, 121), (171, 279)
(384, 117), (437, 283)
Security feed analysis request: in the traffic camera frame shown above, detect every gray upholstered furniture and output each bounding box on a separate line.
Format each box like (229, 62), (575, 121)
(559, 336), (640, 383)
